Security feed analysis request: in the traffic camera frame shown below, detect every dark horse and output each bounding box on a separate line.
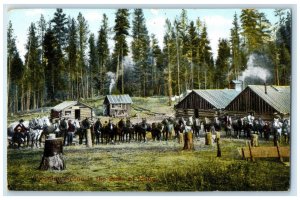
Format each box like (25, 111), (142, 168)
(174, 117), (185, 139)
(123, 118), (135, 142)
(103, 120), (116, 144)
(135, 119), (151, 143)
(151, 122), (163, 141)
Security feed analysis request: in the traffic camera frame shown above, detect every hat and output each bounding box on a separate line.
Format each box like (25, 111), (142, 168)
(19, 119), (24, 123)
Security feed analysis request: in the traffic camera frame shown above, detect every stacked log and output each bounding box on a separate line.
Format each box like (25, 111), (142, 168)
(250, 134), (259, 147)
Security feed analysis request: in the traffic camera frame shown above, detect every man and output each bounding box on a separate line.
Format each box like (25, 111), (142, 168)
(59, 118), (68, 145)
(67, 120), (75, 146)
(81, 117), (91, 145)
(13, 119), (29, 148)
(94, 118), (102, 145)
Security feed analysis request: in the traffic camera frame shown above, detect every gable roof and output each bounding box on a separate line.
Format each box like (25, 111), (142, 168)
(52, 101), (92, 111)
(247, 85), (290, 114)
(193, 89), (240, 109)
(105, 94), (133, 104)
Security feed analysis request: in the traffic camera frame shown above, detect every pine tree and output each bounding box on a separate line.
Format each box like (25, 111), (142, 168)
(131, 9), (150, 97)
(43, 25), (58, 100)
(113, 9), (130, 94)
(97, 14), (109, 95)
(215, 39), (231, 89)
(66, 17), (78, 99)
(88, 33), (98, 98)
(24, 23), (41, 110)
(7, 21), (24, 113)
(77, 12), (89, 98)
(230, 13), (242, 79)
(187, 20), (199, 89)
(51, 8), (68, 99)
(199, 24), (214, 89)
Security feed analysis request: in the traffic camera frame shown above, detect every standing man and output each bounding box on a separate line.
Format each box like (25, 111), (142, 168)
(59, 118), (68, 145)
(81, 117), (91, 145)
(94, 118), (102, 145)
(67, 120), (75, 146)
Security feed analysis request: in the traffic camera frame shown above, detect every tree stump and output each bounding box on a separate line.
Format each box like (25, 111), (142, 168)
(250, 134), (258, 147)
(183, 131), (194, 150)
(86, 128), (93, 147)
(205, 132), (212, 145)
(39, 138), (65, 170)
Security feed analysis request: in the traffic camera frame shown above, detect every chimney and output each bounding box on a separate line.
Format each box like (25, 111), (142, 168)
(264, 82), (267, 94)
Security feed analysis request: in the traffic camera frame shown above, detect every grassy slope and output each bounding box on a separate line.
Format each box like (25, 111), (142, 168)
(7, 96), (175, 124)
(7, 139), (290, 192)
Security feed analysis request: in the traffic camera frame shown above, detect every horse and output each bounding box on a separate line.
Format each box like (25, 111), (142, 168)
(223, 115), (233, 137)
(192, 117), (201, 138)
(116, 118), (126, 143)
(253, 118), (265, 138)
(281, 118), (290, 144)
(151, 122), (163, 141)
(123, 119), (135, 142)
(174, 117), (185, 140)
(231, 116), (242, 138)
(28, 117), (45, 148)
(135, 119), (151, 143)
(103, 120), (116, 144)
(161, 118), (174, 141)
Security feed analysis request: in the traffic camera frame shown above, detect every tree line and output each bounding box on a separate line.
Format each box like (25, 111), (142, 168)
(7, 8), (291, 113)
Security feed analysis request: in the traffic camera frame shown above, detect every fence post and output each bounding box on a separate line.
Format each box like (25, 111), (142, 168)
(248, 141), (254, 162)
(276, 141), (283, 162)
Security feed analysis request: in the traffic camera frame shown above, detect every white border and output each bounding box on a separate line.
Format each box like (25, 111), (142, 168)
(1, 0), (299, 199)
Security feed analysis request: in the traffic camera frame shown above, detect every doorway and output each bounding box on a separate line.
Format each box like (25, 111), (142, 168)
(194, 109), (199, 118)
(75, 109), (80, 120)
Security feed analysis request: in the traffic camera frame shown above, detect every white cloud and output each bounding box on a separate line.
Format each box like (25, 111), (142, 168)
(84, 11), (103, 22)
(24, 9), (45, 17)
(202, 15), (233, 59)
(146, 16), (166, 47)
(150, 9), (159, 16)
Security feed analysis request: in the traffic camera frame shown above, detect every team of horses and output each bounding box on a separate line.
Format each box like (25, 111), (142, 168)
(7, 114), (290, 149)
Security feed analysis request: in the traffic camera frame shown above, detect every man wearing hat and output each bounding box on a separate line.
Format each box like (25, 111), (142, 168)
(59, 118), (68, 145)
(14, 119), (30, 148)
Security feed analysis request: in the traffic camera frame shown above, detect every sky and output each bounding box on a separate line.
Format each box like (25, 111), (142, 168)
(7, 8), (281, 62)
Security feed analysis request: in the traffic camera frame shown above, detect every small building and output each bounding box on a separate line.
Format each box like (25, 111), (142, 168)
(103, 94), (133, 117)
(175, 89), (240, 119)
(50, 101), (93, 121)
(225, 85), (290, 120)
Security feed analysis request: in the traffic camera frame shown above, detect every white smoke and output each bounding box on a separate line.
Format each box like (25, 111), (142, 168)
(239, 54), (271, 83)
(106, 71), (116, 94)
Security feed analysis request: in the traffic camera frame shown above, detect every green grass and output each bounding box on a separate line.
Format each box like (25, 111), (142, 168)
(7, 138), (290, 191)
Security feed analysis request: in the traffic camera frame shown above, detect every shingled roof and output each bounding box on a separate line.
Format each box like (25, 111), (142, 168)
(247, 85), (290, 114)
(52, 101), (92, 111)
(105, 94), (133, 104)
(193, 89), (240, 109)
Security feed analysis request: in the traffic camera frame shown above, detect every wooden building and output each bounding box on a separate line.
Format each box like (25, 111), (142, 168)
(103, 94), (133, 117)
(50, 101), (93, 120)
(175, 89), (240, 119)
(225, 85), (290, 120)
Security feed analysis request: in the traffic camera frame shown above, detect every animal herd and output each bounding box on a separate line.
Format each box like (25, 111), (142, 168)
(7, 113), (290, 149)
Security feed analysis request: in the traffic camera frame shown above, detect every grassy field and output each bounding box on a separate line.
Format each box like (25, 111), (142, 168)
(7, 138), (290, 192)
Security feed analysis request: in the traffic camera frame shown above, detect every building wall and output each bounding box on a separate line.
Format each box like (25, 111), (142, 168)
(225, 88), (279, 121)
(175, 108), (217, 120)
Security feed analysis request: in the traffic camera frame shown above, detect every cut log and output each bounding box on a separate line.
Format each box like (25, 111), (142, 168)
(183, 131), (194, 150)
(205, 132), (212, 145)
(39, 138), (65, 170)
